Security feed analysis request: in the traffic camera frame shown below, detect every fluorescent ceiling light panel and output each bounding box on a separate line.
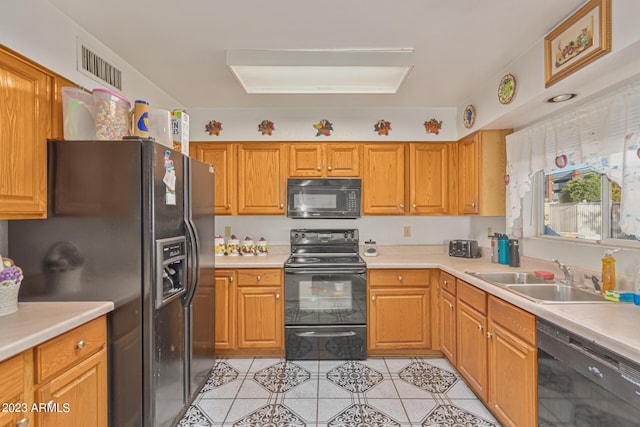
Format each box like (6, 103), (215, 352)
(226, 49), (414, 94)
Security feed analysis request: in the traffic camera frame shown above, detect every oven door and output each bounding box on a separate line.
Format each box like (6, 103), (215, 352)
(284, 268), (366, 326)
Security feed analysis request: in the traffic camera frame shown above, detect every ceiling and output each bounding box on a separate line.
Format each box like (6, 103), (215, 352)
(48, 0), (586, 110)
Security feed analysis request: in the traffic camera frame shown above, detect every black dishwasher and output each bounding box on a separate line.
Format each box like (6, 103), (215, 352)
(537, 319), (640, 426)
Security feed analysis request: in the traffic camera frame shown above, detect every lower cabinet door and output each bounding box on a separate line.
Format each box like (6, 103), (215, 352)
(34, 349), (107, 427)
(440, 290), (456, 363)
(456, 302), (488, 401)
(237, 286), (283, 349)
(488, 322), (537, 427)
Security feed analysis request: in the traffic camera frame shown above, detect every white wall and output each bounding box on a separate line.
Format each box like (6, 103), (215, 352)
(0, 0), (184, 110)
(215, 216), (471, 246)
(189, 107), (457, 142)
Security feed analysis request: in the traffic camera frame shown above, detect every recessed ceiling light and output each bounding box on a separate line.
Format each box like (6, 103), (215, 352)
(546, 93), (577, 103)
(226, 49), (414, 94)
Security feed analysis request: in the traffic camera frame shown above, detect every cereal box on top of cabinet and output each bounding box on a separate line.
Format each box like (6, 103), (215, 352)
(171, 110), (189, 155)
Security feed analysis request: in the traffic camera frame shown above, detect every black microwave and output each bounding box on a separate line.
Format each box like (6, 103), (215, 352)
(287, 178), (361, 219)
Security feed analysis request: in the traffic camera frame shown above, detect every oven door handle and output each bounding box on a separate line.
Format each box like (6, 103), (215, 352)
(295, 331), (357, 338)
(285, 268), (366, 275)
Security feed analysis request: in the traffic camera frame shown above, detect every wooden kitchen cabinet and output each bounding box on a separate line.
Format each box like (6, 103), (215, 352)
(362, 143), (406, 215)
(214, 269), (236, 351)
(0, 46), (52, 219)
(457, 129), (512, 215)
(236, 269), (283, 351)
(410, 142), (455, 215)
(288, 143), (360, 177)
(215, 268), (284, 356)
(487, 296), (537, 427)
(237, 143), (287, 215)
(190, 142), (236, 215)
(368, 269), (435, 355)
(33, 315), (107, 427)
(439, 271), (457, 364)
(0, 351), (32, 427)
(456, 279), (488, 401)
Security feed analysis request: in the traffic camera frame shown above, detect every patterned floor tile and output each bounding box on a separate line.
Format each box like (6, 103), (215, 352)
(200, 361), (240, 394)
(282, 398), (318, 423)
(398, 361), (458, 393)
(232, 403), (306, 427)
(194, 398), (234, 424)
(363, 379), (400, 399)
(316, 399), (355, 423)
(328, 403), (401, 427)
(365, 398), (410, 423)
(254, 361), (311, 393)
(326, 361), (384, 393)
(177, 405), (213, 427)
(422, 403), (498, 427)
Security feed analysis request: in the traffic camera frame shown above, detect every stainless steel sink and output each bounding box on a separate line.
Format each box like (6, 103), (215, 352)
(466, 271), (554, 285)
(504, 284), (607, 303)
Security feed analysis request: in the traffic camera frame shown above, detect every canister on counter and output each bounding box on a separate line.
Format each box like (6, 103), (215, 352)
(214, 235), (226, 256)
(241, 237), (254, 256)
(226, 235), (240, 256)
(256, 237), (268, 256)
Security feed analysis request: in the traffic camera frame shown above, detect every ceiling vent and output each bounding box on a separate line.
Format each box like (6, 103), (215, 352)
(76, 38), (123, 91)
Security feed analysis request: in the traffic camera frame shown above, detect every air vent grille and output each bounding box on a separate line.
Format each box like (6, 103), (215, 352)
(77, 40), (122, 91)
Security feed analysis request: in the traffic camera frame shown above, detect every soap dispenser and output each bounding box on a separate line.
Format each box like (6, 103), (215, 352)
(601, 249), (620, 294)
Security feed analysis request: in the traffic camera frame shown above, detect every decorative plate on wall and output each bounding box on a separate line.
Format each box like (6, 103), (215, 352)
(463, 105), (475, 129)
(498, 73), (516, 104)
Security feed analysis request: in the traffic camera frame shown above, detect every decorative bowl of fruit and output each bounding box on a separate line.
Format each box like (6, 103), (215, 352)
(0, 257), (23, 317)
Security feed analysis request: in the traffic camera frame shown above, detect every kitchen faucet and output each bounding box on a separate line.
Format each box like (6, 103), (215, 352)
(552, 259), (574, 284)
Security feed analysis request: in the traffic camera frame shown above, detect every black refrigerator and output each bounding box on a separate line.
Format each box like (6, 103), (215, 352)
(8, 138), (216, 427)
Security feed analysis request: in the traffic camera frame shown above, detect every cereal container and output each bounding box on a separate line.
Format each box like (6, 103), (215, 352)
(92, 88), (131, 140)
(214, 235), (226, 256)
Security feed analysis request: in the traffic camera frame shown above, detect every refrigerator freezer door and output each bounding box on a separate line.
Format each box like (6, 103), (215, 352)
(185, 158), (216, 401)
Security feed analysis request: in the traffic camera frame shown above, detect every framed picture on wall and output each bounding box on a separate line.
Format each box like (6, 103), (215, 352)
(544, 0), (611, 87)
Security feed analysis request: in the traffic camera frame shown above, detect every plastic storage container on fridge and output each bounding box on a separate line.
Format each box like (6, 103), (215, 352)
(92, 88), (131, 140)
(61, 87), (96, 140)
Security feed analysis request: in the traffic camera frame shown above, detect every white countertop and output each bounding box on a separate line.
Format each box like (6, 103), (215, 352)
(0, 301), (114, 362)
(217, 244), (640, 364)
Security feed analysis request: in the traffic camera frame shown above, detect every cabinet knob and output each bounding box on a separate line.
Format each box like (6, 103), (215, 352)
(226, 204), (231, 209)
(477, 324), (483, 332)
(229, 276), (233, 282)
(397, 276), (403, 281)
(327, 166), (332, 171)
(257, 275), (261, 281)
(399, 204), (404, 209)
(76, 340), (86, 349)
(316, 166), (321, 171)
(16, 418), (30, 427)
(371, 295), (376, 301)
(487, 332), (492, 339)
(471, 202), (477, 208)
(275, 293), (280, 299)
(447, 302), (453, 309)
(443, 280), (448, 286)
(412, 204), (417, 208)
(280, 203), (284, 209)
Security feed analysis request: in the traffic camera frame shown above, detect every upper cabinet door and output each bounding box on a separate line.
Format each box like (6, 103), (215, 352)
(458, 135), (480, 215)
(410, 142), (452, 215)
(0, 47), (52, 219)
(325, 143), (360, 177)
(288, 144), (323, 177)
(362, 143), (405, 215)
(237, 143), (287, 215)
(191, 142), (235, 215)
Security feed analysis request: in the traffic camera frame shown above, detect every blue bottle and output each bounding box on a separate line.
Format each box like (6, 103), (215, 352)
(498, 236), (509, 265)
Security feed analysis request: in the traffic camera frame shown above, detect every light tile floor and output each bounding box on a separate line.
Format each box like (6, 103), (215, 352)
(177, 357), (501, 427)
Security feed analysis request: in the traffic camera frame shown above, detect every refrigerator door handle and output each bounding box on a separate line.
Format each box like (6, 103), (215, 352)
(183, 219), (200, 305)
(189, 219), (201, 294)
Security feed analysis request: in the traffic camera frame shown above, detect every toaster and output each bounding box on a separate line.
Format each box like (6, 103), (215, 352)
(449, 240), (480, 258)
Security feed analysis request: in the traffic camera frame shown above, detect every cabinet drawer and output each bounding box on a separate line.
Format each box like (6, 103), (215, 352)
(237, 269), (282, 286)
(457, 280), (486, 315)
(440, 271), (456, 295)
(488, 296), (536, 345)
(35, 316), (106, 383)
(369, 269), (430, 287)
(0, 353), (24, 403)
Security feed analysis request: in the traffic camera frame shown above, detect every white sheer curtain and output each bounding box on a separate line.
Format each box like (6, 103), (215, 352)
(506, 80), (640, 238)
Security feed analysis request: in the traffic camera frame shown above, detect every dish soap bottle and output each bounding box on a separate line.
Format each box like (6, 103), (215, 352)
(601, 249), (619, 294)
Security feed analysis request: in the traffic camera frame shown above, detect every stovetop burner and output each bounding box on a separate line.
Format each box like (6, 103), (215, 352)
(285, 229), (366, 269)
